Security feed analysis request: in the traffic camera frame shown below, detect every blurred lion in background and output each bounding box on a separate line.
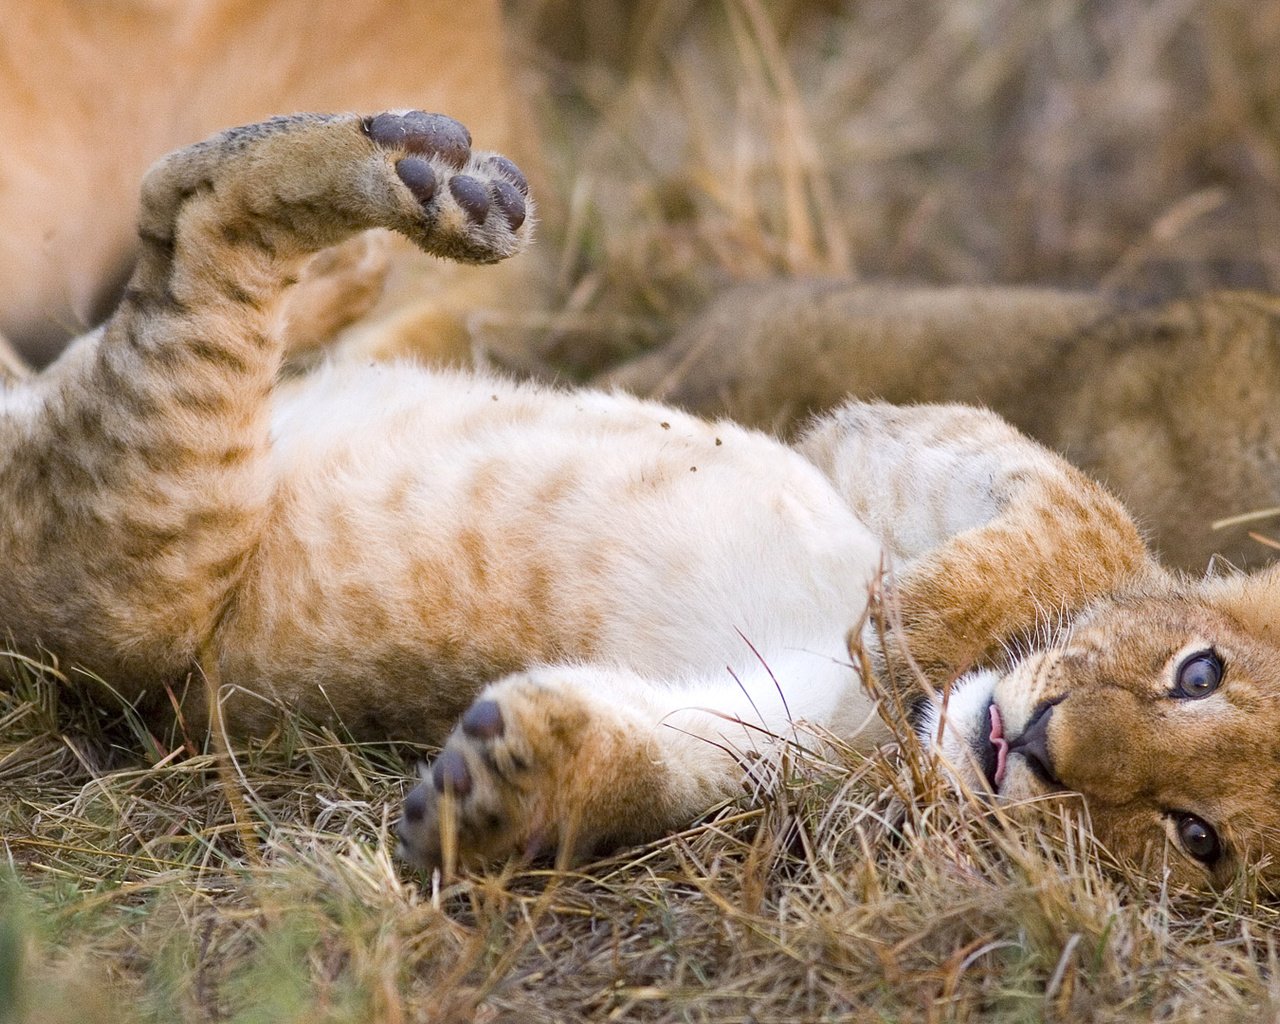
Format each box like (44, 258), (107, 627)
(608, 283), (1280, 571)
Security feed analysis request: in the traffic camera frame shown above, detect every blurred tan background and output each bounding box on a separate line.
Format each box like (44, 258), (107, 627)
(2, 0), (1276, 376)
(505, 0), (1279, 374)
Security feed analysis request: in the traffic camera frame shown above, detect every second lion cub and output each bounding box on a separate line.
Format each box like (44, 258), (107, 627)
(5, 111), (1280, 893)
(609, 281), (1280, 570)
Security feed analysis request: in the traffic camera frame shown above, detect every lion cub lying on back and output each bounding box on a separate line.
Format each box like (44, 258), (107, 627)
(2, 110), (1278, 894)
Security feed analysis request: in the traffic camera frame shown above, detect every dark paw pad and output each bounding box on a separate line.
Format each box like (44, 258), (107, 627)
(402, 779), (431, 823)
(448, 175), (491, 223)
(485, 155), (529, 196)
(395, 157), (437, 203)
(365, 111), (471, 168)
(432, 747), (473, 796)
(462, 699), (505, 740)
(491, 181), (526, 230)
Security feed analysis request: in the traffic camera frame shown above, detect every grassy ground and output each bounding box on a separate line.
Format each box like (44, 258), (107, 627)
(508, 0), (1280, 377)
(7, 658), (1280, 1024)
(6, 2), (1280, 1021)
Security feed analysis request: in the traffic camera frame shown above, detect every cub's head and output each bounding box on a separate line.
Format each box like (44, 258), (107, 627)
(923, 566), (1280, 890)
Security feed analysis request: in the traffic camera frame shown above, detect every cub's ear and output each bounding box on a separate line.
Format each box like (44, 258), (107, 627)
(1199, 562), (1280, 639)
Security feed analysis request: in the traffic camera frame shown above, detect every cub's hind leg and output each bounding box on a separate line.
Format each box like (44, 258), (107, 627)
(0, 111), (531, 690)
(277, 233), (394, 364)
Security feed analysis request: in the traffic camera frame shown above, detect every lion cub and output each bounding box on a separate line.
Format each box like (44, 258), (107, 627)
(609, 281), (1280, 571)
(2, 111), (1278, 893)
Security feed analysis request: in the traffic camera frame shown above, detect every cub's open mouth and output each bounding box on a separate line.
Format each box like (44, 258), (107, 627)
(977, 700), (1010, 791)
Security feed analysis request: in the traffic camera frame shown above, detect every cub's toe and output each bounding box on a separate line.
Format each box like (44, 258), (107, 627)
(490, 180), (526, 230)
(447, 175), (491, 223)
(394, 157), (438, 204)
(362, 109), (533, 263)
(364, 111), (471, 167)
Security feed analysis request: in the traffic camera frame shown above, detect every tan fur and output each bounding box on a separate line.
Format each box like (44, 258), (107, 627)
(608, 282), (1280, 571)
(0, 109), (533, 696)
(0, 0), (539, 367)
(404, 397), (1280, 891)
(797, 402), (1280, 890)
(8, 110), (1280, 893)
(797, 404), (1154, 682)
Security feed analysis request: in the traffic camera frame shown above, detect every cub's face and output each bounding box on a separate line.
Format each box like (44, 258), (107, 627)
(924, 572), (1280, 890)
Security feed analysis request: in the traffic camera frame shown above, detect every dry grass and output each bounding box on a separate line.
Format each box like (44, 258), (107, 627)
(6, 651), (1280, 1023)
(503, 0), (1280, 377)
(7, 1), (1280, 1021)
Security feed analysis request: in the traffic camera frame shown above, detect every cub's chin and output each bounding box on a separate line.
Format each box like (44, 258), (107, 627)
(913, 670), (999, 790)
(916, 675), (1013, 793)
(914, 669), (1065, 802)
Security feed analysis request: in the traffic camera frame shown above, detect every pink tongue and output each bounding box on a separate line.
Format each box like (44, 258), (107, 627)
(989, 704), (1009, 788)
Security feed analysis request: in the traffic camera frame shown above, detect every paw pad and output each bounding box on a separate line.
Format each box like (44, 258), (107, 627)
(485, 155), (529, 196)
(394, 157), (437, 203)
(490, 181), (526, 230)
(402, 781), (430, 823)
(367, 110), (531, 246)
(461, 699), (505, 739)
(448, 175), (491, 223)
(364, 111), (471, 168)
(432, 747), (473, 796)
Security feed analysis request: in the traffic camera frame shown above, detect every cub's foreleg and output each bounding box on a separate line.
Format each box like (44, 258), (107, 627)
(0, 111), (531, 688)
(798, 402), (1158, 685)
(396, 663), (825, 872)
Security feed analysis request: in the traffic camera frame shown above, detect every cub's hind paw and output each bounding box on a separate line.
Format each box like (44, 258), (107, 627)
(363, 111), (531, 264)
(138, 109), (533, 277)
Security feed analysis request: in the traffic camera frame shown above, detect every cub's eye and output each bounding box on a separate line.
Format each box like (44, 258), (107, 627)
(1173, 650), (1223, 699)
(1174, 813), (1222, 865)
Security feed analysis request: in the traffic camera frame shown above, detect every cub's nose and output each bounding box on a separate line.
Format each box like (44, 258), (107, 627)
(1009, 699), (1063, 787)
